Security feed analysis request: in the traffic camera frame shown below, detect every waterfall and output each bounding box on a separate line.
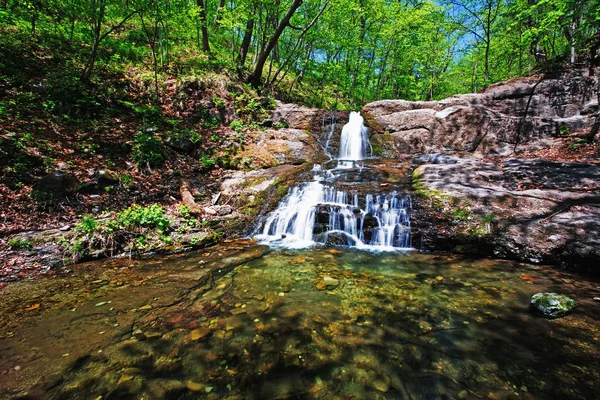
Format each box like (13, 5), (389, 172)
(255, 182), (411, 250)
(338, 111), (370, 161)
(255, 111), (412, 251)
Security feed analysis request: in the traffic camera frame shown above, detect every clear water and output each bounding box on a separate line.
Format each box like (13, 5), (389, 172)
(2, 242), (599, 399)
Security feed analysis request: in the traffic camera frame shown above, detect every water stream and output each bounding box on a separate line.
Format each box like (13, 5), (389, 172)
(1, 244), (599, 399)
(256, 111), (410, 251)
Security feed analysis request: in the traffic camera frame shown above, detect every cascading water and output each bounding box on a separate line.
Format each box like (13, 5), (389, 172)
(255, 111), (412, 251)
(337, 111), (371, 169)
(338, 112), (370, 161)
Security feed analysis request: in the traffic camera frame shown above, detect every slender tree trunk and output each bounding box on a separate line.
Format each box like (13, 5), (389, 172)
(214, 0), (225, 27)
(237, 18), (254, 66)
(248, 0), (303, 88)
(197, 0), (210, 53)
(82, 3), (105, 82)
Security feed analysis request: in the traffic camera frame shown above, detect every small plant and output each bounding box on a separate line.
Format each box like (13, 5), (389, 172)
(453, 207), (470, 221)
(75, 216), (100, 234)
(117, 204), (171, 233)
(212, 96), (225, 108)
(210, 134), (219, 142)
(559, 124), (569, 136)
(132, 131), (164, 167)
(8, 237), (32, 250)
(119, 174), (133, 186)
(567, 139), (586, 150)
(199, 155), (216, 169)
(178, 204), (192, 220)
(482, 214), (495, 223)
(230, 119), (244, 132)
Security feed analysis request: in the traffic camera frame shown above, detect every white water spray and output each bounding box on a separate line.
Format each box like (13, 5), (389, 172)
(338, 111), (370, 161)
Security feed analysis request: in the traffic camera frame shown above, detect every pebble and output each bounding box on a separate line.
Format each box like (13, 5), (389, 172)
(190, 327), (211, 341)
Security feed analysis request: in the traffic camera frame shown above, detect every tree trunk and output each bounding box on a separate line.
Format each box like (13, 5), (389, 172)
(237, 18), (254, 66)
(81, 3), (105, 82)
(248, 0), (303, 88)
(197, 0), (210, 53)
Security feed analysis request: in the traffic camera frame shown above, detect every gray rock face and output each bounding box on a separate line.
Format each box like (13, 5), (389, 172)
(530, 292), (577, 318)
(413, 157), (600, 269)
(364, 72), (598, 156)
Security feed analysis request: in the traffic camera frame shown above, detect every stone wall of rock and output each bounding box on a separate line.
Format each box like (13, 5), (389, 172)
(363, 71), (599, 157)
(412, 156), (600, 270)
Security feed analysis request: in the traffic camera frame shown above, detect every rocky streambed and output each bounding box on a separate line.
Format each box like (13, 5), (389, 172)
(1, 241), (600, 400)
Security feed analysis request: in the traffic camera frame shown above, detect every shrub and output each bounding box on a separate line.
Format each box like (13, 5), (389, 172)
(132, 131), (164, 167)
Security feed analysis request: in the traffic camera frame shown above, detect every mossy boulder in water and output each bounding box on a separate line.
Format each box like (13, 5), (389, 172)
(530, 292), (577, 318)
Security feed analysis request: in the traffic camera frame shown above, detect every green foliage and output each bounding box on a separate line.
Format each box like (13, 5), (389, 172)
(199, 155), (216, 169)
(132, 131), (164, 167)
(75, 216), (100, 234)
(230, 119), (244, 132)
(8, 237), (32, 250)
(117, 204), (171, 233)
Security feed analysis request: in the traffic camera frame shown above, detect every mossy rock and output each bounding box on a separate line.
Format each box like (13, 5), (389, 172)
(530, 292), (577, 318)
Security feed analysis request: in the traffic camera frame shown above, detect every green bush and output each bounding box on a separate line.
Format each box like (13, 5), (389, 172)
(132, 131), (164, 167)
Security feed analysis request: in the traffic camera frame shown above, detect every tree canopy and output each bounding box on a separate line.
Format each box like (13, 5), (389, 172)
(1, 0), (598, 108)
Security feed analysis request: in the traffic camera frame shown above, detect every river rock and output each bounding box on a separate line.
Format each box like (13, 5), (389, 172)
(190, 327), (211, 341)
(530, 292), (577, 318)
(315, 276), (339, 290)
(364, 71), (598, 157)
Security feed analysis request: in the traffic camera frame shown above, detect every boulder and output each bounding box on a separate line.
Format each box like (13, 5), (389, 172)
(96, 168), (120, 187)
(32, 171), (79, 199)
(164, 136), (195, 154)
(530, 292), (577, 318)
(363, 72), (598, 156)
(412, 157), (600, 270)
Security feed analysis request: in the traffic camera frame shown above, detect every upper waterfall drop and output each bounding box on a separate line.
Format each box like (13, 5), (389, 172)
(338, 111), (370, 162)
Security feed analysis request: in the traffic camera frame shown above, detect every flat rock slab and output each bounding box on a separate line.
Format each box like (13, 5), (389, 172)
(413, 156), (600, 269)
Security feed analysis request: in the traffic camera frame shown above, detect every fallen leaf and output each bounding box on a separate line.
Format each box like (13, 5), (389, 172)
(25, 304), (40, 311)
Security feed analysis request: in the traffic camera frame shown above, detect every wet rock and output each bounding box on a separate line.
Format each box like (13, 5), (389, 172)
(190, 327), (211, 341)
(315, 276), (339, 290)
(368, 372), (391, 393)
(105, 378), (143, 400)
(144, 378), (186, 399)
(32, 171), (79, 199)
(531, 292), (577, 318)
(186, 381), (205, 392)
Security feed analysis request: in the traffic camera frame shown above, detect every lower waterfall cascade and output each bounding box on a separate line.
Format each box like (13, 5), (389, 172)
(255, 111), (412, 250)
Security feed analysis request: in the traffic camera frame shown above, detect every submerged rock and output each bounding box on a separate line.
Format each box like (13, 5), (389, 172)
(315, 276), (340, 290)
(530, 292), (577, 318)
